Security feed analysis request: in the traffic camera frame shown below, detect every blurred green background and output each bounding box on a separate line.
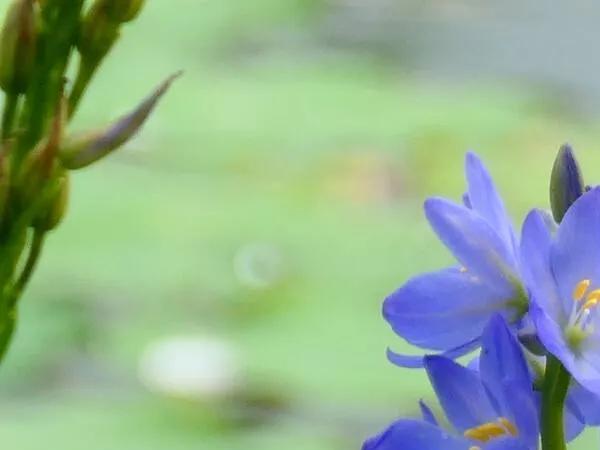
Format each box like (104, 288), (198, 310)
(1, 0), (600, 448)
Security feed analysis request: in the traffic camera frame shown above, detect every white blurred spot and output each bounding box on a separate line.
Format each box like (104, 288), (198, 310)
(138, 336), (240, 400)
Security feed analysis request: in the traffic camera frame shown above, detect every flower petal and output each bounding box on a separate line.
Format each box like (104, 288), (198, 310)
(387, 338), (480, 369)
(551, 187), (600, 310)
(564, 400), (585, 441)
(362, 419), (468, 450)
(384, 268), (516, 351)
(520, 209), (566, 323)
(484, 438), (532, 450)
(424, 197), (519, 287)
(465, 152), (517, 256)
(480, 315), (531, 408)
(568, 382), (600, 426)
(424, 356), (496, 432)
(479, 316), (538, 447)
(530, 303), (600, 396)
(419, 400), (438, 426)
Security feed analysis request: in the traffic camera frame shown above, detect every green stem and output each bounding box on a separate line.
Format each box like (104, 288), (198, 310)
(11, 230), (45, 306)
(1, 93), (19, 140)
(541, 355), (570, 450)
(68, 57), (98, 119)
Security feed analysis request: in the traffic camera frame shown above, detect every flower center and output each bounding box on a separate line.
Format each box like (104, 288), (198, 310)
(463, 417), (518, 444)
(565, 278), (600, 350)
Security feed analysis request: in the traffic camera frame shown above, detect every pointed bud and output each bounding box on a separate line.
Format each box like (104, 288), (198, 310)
(78, 0), (120, 60)
(550, 143), (585, 223)
(33, 172), (69, 231)
(0, 0), (38, 94)
(105, 0), (145, 23)
(60, 72), (181, 170)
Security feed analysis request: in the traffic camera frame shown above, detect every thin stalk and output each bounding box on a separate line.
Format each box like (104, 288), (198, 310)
(1, 93), (19, 140)
(540, 355), (570, 450)
(68, 57), (98, 118)
(10, 229), (45, 308)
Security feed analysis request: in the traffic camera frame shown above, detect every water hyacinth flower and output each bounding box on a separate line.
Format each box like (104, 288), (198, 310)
(523, 187), (600, 395)
(384, 152), (528, 367)
(363, 316), (538, 450)
(470, 348), (591, 441)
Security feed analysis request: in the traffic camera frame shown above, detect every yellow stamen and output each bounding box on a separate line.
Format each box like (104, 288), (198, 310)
(464, 423), (507, 442)
(499, 417), (518, 436)
(469, 447), (482, 450)
(583, 298), (599, 311)
(464, 418), (519, 443)
(573, 279), (591, 301)
(586, 289), (600, 303)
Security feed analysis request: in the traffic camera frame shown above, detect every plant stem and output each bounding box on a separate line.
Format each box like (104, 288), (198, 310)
(541, 355), (570, 450)
(1, 93), (18, 140)
(68, 57), (97, 118)
(12, 230), (45, 306)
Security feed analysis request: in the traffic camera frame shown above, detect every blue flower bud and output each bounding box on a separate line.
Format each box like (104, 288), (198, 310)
(550, 144), (585, 223)
(60, 72), (181, 170)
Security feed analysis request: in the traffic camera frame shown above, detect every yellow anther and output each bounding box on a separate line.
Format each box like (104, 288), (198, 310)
(464, 423), (507, 442)
(573, 279), (591, 301)
(583, 298), (599, 311)
(499, 417), (518, 436)
(469, 447), (482, 450)
(465, 418), (519, 443)
(586, 289), (600, 303)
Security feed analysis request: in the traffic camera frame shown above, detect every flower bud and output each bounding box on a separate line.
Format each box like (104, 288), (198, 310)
(78, 0), (120, 60)
(33, 172), (69, 231)
(105, 0), (145, 23)
(0, 0), (38, 94)
(60, 72), (181, 170)
(550, 143), (585, 223)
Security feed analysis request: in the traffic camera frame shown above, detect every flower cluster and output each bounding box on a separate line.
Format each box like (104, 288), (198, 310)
(0, 0), (176, 365)
(364, 149), (600, 450)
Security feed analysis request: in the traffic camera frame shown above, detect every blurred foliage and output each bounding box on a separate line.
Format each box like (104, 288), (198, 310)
(0, 0), (597, 449)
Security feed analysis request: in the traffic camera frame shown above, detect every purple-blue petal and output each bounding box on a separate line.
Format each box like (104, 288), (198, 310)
(568, 383), (600, 426)
(484, 438), (532, 450)
(530, 304), (600, 396)
(499, 381), (538, 448)
(419, 400), (439, 426)
(424, 356), (496, 432)
(387, 338), (480, 369)
(465, 152), (517, 257)
(564, 398), (586, 441)
(362, 419), (468, 450)
(520, 209), (566, 323)
(424, 197), (519, 285)
(479, 316), (538, 447)
(480, 315), (531, 408)
(384, 268), (515, 351)
(551, 188), (600, 312)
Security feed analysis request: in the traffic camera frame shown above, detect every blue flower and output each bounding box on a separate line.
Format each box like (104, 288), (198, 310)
(384, 152), (528, 367)
(363, 316), (538, 450)
(470, 350), (591, 441)
(522, 187), (600, 395)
